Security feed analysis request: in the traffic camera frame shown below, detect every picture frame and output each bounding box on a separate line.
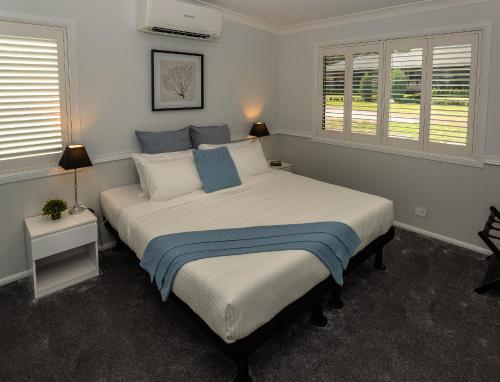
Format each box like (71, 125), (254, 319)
(151, 50), (204, 111)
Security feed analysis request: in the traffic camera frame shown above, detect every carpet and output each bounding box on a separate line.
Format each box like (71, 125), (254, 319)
(0, 228), (498, 381)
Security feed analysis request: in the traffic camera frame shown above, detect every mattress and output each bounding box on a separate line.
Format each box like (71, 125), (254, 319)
(101, 170), (393, 343)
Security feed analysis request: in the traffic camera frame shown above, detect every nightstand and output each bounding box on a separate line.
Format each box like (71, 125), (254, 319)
(24, 209), (99, 299)
(269, 161), (293, 173)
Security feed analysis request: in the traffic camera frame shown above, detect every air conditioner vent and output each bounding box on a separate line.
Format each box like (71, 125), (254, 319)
(151, 27), (211, 39)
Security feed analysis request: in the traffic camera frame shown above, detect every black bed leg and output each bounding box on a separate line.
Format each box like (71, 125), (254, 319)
(331, 283), (344, 309)
(234, 357), (252, 382)
(374, 248), (387, 271)
(310, 300), (328, 327)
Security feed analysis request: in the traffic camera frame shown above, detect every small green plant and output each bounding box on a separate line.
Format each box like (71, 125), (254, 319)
(42, 198), (68, 220)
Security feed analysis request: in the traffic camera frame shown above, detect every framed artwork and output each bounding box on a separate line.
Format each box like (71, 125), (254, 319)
(151, 50), (204, 111)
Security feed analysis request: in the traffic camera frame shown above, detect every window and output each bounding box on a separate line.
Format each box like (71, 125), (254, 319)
(0, 20), (71, 172)
(317, 31), (481, 159)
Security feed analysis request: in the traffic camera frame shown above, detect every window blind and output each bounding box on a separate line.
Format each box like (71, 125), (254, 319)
(0, 33), (64, 162)
(322, 53), (345, 132)
(429, 44), (473, 147)
(351, 51), (380, 136)
(387, 47), (423, 141)
(317, 31), (480, 159)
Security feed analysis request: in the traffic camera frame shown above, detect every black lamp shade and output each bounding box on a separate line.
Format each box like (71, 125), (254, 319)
(250, 122), (270, 138)
(58, 145), (93, 170)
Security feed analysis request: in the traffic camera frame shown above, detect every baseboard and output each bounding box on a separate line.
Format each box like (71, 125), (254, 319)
(99, 240), (116, 251)
(394, 221), (489, 256)
(0, 269), (32, 287)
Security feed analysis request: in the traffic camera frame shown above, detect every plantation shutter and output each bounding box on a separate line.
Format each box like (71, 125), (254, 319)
(350, 43), (383, 142)
(426, 34), (479, 156)
(321, 47), (347, 135)
(0, 21), (69, 171)
(383, 38), (426, 148)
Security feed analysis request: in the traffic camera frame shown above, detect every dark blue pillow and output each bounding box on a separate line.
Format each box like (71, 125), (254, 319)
(193, 147), (241, 193)
(135, 128), (192, 154)
(189, 125), (230, 148)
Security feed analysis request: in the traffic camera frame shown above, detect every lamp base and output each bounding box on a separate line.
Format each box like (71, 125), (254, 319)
(68, 205), (86, 215)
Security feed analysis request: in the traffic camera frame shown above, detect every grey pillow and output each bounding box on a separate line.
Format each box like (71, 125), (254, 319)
(189, 125), (230, 148)
(135, 128), (192, 154)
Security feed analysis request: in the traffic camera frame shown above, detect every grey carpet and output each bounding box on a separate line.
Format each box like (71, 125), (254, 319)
(0, 228), (498, 382)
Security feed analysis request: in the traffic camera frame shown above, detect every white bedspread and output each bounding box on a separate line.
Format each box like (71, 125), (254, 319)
(101, 170), (393, 343)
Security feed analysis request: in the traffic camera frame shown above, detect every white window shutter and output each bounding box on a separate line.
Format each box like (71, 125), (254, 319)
(320, 47), (348, 137)
(0, 21), (70, 171)
(383, 38), (427, 149)
(316, 31), (481, 160)
(426, 33), (479, 156)
(349, 43), (383, 143)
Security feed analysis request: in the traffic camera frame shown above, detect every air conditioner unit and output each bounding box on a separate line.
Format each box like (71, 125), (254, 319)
(137, 0), (223, 41)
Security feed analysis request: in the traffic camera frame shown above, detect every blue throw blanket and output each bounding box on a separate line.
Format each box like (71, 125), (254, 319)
(140, 222), (360, 301)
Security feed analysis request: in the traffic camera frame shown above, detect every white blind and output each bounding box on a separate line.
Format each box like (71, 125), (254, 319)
(387, 47), (424, 141)
(429, 43), (473, 147)
(322, 53), (345, 132)
(317, 31), (480, 159)
(0, 25), (67, 165)
(351, 51), (380, 136)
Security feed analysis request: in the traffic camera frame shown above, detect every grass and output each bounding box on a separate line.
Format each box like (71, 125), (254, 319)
(324, 97), (469, 145)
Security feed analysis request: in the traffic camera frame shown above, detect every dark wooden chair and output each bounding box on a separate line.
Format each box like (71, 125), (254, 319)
(475, 206), (500, 294)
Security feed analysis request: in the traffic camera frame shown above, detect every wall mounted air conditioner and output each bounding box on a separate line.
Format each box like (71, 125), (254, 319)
(137, 0), (223, 41)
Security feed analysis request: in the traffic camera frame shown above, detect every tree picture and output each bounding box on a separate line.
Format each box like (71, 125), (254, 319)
(152, 50), (204, 111)
(162, 63), (194, 99)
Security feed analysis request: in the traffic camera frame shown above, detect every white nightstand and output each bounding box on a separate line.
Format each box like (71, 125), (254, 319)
(24, 209), (99, 299)
(269, 161), (293, 173)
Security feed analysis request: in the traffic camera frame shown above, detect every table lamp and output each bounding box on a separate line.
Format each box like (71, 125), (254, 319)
(58, 144), (93, 215)
(249, 122), (270, 139)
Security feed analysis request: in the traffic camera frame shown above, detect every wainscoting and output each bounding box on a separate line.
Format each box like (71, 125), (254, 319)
(1, 134), (495, 283)
(275, 134), (500, 252)
(0, 159), (137, 282)
(0, 137), (279, 283)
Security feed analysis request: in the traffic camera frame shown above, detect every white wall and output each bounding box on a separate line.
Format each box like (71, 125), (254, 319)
(0, 0), (279, 154)
(277, 1), (500, 250)
(0, 0), (280, 281)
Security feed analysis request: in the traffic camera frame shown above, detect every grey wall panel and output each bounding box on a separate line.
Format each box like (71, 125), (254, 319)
(0, 135), (279, 280)
(276, 134), (499, 250)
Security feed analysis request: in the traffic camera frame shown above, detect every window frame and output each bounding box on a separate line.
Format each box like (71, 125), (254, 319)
(0, 18), (76, 175)
(313, 26), (489, 167)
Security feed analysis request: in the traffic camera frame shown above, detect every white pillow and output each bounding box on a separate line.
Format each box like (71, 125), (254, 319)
(199, 139), (270, 179)
(141, 155), (202, 202)
(131, 150), (193, 196)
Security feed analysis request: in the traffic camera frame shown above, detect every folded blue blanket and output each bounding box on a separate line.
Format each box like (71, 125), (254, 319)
(140, 222), (360, 301)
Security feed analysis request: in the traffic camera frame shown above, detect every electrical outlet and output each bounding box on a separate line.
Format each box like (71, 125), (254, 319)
(415, 207), (428, 218)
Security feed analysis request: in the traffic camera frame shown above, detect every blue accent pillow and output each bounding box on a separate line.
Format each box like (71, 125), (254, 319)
(193, 147), (241, 193)
(189, 125), (230, 148)
(135, 128), (192, 154)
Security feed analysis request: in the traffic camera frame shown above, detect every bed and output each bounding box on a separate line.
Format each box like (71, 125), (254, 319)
(101, 169), (394, 380)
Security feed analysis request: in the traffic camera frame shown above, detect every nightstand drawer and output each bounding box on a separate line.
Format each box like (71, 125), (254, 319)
(31, 222), (97, 261)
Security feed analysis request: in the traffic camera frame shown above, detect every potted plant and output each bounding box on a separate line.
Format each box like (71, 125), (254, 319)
(42, 199), (68, 220)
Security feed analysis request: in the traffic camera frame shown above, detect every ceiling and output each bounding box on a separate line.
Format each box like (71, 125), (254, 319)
(200, 0), (430, 27)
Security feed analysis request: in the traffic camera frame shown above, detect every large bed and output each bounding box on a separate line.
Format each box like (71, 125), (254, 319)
(101, 169), (394, 380)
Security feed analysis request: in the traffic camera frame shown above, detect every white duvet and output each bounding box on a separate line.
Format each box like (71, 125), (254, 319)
(101, 170), (393, 343)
